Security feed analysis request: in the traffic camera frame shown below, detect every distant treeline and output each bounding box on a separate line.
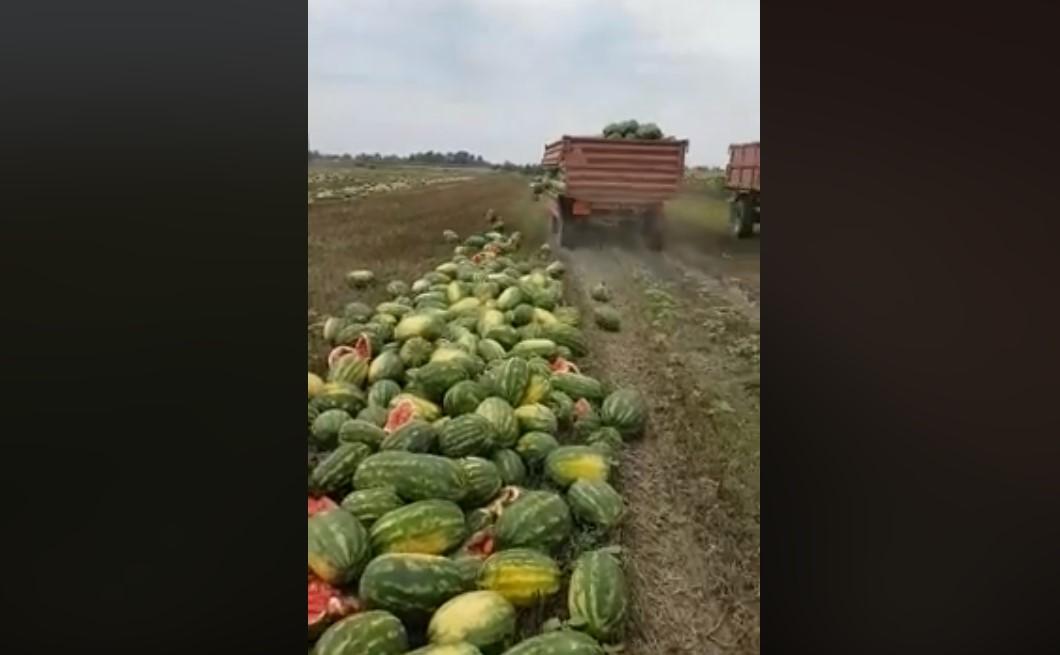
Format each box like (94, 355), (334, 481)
(308, 149), (542, 174)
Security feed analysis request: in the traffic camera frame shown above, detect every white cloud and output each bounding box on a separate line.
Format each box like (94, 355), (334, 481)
(309, 0), (759, 166)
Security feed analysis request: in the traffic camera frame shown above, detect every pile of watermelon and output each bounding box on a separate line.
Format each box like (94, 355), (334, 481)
(308, 228), (648, 654)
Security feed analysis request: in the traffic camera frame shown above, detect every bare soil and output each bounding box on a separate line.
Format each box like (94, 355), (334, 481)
(307, 172), (761, 654)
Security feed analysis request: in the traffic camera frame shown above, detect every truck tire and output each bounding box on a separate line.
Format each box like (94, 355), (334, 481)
(559, 215), (579, 249)
(730, 196), (754, 239)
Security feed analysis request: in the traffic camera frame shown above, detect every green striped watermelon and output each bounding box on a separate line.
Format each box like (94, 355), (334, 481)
(427, 590), (516, 651)
(312, 610), (408, 655)
(515, 432), (559, 466)
(475, 397), (519, 448)
(600, 388), (648, 438)
(477, 548), (561, 608)
(415, 361), (471, 401)
(539, 324), (588, 357)
(513, 403), (558, 435)
(567, 479), (624, 529)
(359, 553), (466, 618)
(339, 487), (405, 527)
(444, 380), (491, 417)
(544, 446), (611, 488)
(476, 338), (506, 361)
(368, 379), (402, 408)
(310, 408), (352, 449)
(380, 420), (437, 453)
(550, 373), (605, 403)
(357, 405), (390, 428)
(568, 549), (629, 641)
(490, 449), (527, 486)
(493, 490), (572, 551)
(500, 630), (603, 655)
(337, 419), (387, 450)
(400, 336), (434, 367)
(309, 442), (372, 496)
(307, 508), (371, 585)
(370, 499), (467, 555)
(407, 643), (483, 655)
(585, 427), (623, 457)
(458, 457), (502, 508)
(311, 382), (367, 417)
(438, 414), (495, 457)
(495, 358), (530, 406)
(367, 350), (405, 384)
(354, 451), (468, 502)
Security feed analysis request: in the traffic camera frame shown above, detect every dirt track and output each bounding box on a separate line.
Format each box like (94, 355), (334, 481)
(307, 173), (760, 653)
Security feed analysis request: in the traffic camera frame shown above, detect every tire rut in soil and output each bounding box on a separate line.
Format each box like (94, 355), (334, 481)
(561, 244), (760, 654)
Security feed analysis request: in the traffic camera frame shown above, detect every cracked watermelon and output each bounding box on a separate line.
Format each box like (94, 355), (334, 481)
(307, 507), (371, 585)
(568, 549), (629, 641)
(370, 499), (467, 555)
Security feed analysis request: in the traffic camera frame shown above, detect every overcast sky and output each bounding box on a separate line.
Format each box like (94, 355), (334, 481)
(309, 0), (759, 167)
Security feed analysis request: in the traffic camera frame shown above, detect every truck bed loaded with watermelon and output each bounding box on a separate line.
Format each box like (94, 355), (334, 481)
(308, 228), (647, 654)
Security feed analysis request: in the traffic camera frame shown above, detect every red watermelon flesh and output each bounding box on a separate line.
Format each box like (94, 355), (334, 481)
(573, 397), (593, 419)
(308, 575), (361, 638)
(353, 334), (372, 361)
(460, 529), (495, 559)
(383, 399), (416, 433)
(327, 345), (356, 368)
(550, 357), (580, 374)
(308, 495), (337, 517)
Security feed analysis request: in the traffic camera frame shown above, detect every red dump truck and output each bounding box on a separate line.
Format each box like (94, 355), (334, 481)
(539, 135), (689, 250)
(725, 141), (760, 239)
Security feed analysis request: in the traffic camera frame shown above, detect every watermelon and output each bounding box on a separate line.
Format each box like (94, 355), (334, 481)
(496, 286), (524, 311)
(485, 325), (520, 350)
(477, 339), (506, 361)
(343, 301), (374, 322)
(428, 590), (516, 651)
(431, 346), (483, 376)
(380, 420), (437, 453)
(400, 336), (435, 367)
(338, 419), (387, 449)
(475, 398), (519, 448)
(439, 414), (495, 457)
(308, 495), (338, 517)
(307, 575), (360, 641)
(368, 350), (405, 384)
(477, 548), (561, 607)
(585, 427), (623, 457)
(340, 487), (405, 527)
(328, 350), (370, 388)
(359, 553), (466, 618)
(345, 270), (376, 288)
(379, 302), (412, 319)
(396, 313), (447, 341)
(493, 490), (572, 551)
(510, 304), (535, 327)
(313, 610), (408, 655)
(500, 630), (603, 655)
(495, 358), (530, 406)
(572, 401), (602, 440)
(354, 451), (468, 502)
(370, 499), (467, 555)
(513, 403), (558, 435)
(415, 361), (471, 401)
(307, 508), (371, 585)
(312, 382), (366, 416)
(550, 373), (605, 403)
(458, 457), (502, 508)
(388, 394), (443, 423)
(540, 324), (587, 357)
(518, 374), (551, 406)
(323, 316), (344, 343)
(309, 372), (325, 399)
(451, 553), (485, 590)
(544, 446), (611, 488)
(568, 550), (628, 641)
(368, 379), (402, 408)
(358, 405), (390, 428)
(407, 644), (483, 655)
(600, 388), (648, 438)
(589, 282), (612, 302)
(309, 442), (372, 496)
(310, 409), (352, 448)
(515, 432), (559, 466)
(593, 306), (621, 332)
(545, 391), (574, 424)
(491, 449), (526, 486)
(567, 479), (624, 529)
(444, 381), (491, 417)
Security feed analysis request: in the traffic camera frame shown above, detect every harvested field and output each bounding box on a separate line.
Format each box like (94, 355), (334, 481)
(307, 169), (760, 654)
